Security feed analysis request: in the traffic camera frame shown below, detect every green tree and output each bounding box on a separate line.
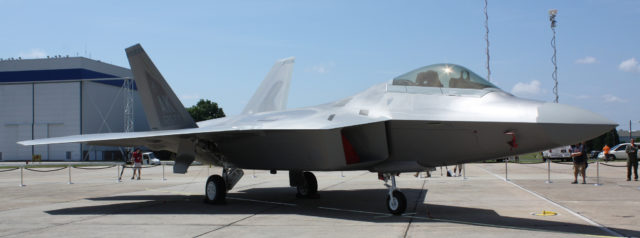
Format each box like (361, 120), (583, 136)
(186, 99), (225, 122)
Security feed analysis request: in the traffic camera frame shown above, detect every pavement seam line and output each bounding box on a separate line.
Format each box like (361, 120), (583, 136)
(319, 171), (370, 191)
(0, 199), (167, 238)
(403, 178), (427, 238)
(193, 171), (367, 237)
(477, 164), (624, 237)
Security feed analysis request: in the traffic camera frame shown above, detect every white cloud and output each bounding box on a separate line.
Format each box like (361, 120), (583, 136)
(619, 57), (640, 73)
(511, 80), (542, 95)
(18, 49), (46, 59)
(307, 62), (335, 74)
(575, 56), (597, 64)
(602, 94), (627, 103)
(311, 65), (327, 73)
(575, 94), (590, 100)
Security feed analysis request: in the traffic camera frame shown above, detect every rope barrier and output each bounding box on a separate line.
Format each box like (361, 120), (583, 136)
(73, 165), (117, 170)
(600, 163), (628, 168)
(551, 161), (574, 165)
(550, 160), (598, 165)
(121, 164), (160, 169)
(24, 166), (69, 172)
(515, 161), (545, 164)
(0, 167), (19, 173)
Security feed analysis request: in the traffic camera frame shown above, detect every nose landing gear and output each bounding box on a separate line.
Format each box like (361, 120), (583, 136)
(381, 173), (407, 215)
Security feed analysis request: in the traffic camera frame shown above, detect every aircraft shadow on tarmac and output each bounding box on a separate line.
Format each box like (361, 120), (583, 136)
(46, 187), (636, 237)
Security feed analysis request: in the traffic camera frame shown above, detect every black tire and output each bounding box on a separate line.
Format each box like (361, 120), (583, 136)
(386, 190), (407, 215)
(204, 175), (226, 204)
(296, 171), (318, 198)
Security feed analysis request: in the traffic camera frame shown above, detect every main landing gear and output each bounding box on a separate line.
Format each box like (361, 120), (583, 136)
(204, 167), (244, 204)
(205, 169), (406, 216)
(290, 171), (318, 198)
(381, 173), (407, 215)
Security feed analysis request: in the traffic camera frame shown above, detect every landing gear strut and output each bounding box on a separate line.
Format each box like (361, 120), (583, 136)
(381, 173), (406, 215)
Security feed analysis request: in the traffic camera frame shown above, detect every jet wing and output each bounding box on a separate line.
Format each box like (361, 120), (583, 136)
(18, 110), (389, 149)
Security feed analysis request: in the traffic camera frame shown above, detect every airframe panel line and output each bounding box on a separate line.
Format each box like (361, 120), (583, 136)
(477, 165), (623, 237)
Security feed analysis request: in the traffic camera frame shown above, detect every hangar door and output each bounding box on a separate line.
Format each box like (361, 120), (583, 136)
(0, 84), (33, 160)
(33, 83), (81, 160)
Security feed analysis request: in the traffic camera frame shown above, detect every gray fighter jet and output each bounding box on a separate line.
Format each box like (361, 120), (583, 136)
(19, 44), (616, 215)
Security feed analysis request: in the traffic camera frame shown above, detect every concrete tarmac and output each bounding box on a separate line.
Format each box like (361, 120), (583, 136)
(0, 161), (638, 237)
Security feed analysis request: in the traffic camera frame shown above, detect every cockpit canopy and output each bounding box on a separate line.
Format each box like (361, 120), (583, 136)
(388, 64), (500, 97)
(393, 64), (496, 89)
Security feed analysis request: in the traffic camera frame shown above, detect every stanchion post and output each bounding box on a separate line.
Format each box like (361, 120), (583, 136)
(505, 157), (509, 181)
(341, 171), (344, 177)
(117, 164), (122, 183)
(595, 158), (601, 186)
(546, 158), (552, 183)
(68, 165), (73, 184)
(162, 163), (166, 181)
(20, 166), (25, 187)
(463, 164), (467, 180)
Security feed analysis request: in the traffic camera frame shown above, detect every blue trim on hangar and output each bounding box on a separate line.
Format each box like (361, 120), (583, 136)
(0, 68), (136, 90)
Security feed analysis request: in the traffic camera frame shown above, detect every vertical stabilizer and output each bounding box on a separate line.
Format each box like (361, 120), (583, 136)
(242, 57), (295, 114)
(125, 44), (197, 130)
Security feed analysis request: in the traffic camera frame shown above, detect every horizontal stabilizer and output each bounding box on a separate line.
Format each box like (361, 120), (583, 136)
(242, 57), (295, 114)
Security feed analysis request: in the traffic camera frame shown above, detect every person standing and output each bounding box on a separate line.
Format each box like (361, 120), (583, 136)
(625, 139), (638, 181)
(454, 164), (463, 177)
(131, 148), (142, 180)
(571, 142), (587, 184)
(602, 144), (611, 161)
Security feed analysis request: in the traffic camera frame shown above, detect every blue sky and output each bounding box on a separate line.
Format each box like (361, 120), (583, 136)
(2, 1), (639, 129)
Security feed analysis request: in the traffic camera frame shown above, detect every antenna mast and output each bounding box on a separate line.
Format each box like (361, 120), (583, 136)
(549, 9), (559, 103)
(484, 0), (491, 82)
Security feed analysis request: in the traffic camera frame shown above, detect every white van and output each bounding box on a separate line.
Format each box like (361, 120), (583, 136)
(542, 145), (572, 162)
(142, 152), (161, 165)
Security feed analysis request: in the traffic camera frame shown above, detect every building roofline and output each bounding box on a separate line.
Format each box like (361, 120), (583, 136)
(0, 57), (131, 78)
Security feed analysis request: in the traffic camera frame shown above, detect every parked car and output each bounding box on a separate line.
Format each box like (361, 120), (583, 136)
(589, 150), (601, 159)
(142, 152), (161, 165)
(542, 145), (572, 162)
(597, 143), (640, 161)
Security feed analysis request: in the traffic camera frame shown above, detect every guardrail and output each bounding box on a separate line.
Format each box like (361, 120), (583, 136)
(0, 161), (174, 187)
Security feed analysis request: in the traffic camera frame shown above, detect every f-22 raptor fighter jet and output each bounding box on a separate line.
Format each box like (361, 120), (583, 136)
(20, 44), (616, 215)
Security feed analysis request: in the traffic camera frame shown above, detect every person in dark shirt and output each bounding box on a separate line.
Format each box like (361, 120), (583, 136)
(571, 142), (587, 184)
(625, 139), (638, 181)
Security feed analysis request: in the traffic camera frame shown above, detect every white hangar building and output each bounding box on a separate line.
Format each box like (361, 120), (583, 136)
(0, 57), (149, 161)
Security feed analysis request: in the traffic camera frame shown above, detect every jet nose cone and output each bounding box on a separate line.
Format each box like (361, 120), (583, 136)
(537, 103), (617, 145)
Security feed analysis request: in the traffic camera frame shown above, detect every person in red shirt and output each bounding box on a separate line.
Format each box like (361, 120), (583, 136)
(131, 148), (142, 180)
